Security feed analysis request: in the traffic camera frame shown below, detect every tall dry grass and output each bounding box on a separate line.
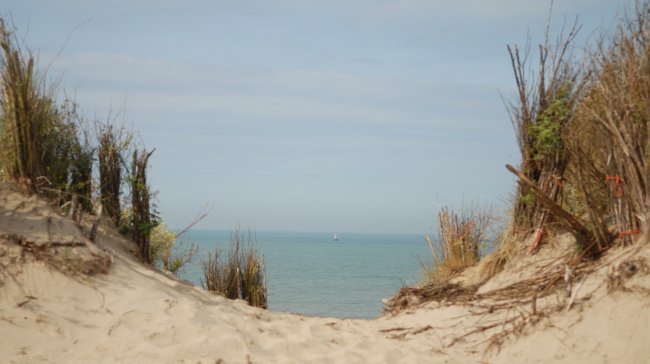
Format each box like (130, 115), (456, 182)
(202, 228), (267, 309)
(424, 205), (493, 282)
(0, 19), (47, 187)
(0, 20), (93, 211)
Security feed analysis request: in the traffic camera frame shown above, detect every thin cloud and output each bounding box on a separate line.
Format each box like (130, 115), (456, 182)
(42, 50), (504, 132)
(252, 0), (616, 22)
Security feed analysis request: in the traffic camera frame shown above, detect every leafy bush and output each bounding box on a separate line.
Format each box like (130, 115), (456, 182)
(150, 222), (197, 275)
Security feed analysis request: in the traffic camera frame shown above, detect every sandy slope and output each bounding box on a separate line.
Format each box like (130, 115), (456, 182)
(1, 182), (649, 363)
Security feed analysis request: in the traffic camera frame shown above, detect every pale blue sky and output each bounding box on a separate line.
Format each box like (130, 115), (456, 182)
(4, 0), (630, 233)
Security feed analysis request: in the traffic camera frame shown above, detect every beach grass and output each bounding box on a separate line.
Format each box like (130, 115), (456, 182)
(202, 228), (268, 309)
(0, 20), (92, 209)
(423, 205), (493, 283)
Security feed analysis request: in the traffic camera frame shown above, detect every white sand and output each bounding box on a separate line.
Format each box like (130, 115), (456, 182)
(1, 182), (649, 363)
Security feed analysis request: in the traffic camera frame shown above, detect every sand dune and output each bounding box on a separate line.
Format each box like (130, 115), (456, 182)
(1, 182), (648, 363)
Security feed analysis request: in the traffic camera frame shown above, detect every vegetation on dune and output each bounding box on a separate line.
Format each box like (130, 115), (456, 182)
(148, 221), (198, 275)
(1, 0), (647, 317)
(567, 14), (650, 249)
(505, 17), (589, 246)
(0, 19), (205, 286)
(423, 205), (494, 283)
(130, 148), (155, 264)
(504, 2), (649, 259)
(388, 2), (650, 315)
(98, 123), (130, 225)
(202, 228), (268, 309)
(0, 20), (94, 210)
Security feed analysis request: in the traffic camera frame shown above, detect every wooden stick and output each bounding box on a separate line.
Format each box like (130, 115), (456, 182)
(565, 277), (587, 312)
(506, 164), (597, 250)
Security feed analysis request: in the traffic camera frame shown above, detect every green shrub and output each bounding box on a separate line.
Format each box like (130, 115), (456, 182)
(150, 222), (197, 275)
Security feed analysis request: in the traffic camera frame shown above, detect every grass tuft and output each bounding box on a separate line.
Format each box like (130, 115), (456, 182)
(202, 228), (267, 309)
(423, 205), (493, 283)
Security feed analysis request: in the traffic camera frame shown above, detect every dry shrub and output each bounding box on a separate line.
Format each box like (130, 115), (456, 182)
(505, 15), (589, 234)
(503, 3), (649, 258)
(98, 123), (130, 225)
(202, 228), (267, 309)
(567, 2), (649, 248)
(130, 148), (155, 264)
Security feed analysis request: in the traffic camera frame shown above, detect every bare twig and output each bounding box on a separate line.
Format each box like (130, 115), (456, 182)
(175, 203), (214, 239)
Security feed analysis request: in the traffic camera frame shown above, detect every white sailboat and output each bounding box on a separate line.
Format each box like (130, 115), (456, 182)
(333, 233), (339, 241)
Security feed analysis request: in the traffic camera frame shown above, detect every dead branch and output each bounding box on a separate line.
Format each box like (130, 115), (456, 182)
(506, 164), (605, 253)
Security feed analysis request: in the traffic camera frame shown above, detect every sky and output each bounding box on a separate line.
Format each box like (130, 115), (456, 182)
(3, 0), (632, 234)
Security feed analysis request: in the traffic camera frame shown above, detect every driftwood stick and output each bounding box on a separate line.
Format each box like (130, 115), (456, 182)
(506, 164), (597, 249)
(565, 277), (587, 312)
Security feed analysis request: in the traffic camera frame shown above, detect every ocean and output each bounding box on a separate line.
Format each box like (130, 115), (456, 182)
(174, 230), (434, 319)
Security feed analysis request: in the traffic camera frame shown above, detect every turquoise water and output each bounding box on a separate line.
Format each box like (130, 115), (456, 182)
(175, 230), (433, 319)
